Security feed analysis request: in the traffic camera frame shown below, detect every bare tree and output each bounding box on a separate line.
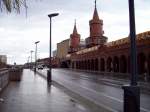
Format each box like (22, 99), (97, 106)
(0, 0), (27, 13)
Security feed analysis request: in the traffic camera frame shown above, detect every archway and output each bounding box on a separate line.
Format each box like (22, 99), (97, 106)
(100, 58), (105, 71)
(60, 60), (70, 68)
(128, 56), (130, 73)
(80, 61), (82, 69)
(79, 61), (81, 69)
(85, 60), (87, 70)
(137, 53), (146, 74)
(107, 57), (112, 72)
(95, 58), (98, 71)
(120, 55), (127, 73)
(91, 59), (94, 70)
(77, 61), (79, 69)
(72, 61), (74, 69)
(148, 54), (150, 77)
(113, 56), (119, 72)
(87, 60), (90, 70)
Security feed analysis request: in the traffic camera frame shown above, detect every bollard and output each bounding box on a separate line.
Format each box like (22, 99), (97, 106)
(122, 85), (140, 112)
(47, 70), (51, 83)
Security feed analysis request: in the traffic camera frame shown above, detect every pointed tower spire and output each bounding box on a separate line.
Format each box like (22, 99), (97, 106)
(73, 19), (78, 34)
(69, 20), (81, 52)
(93, 0), (99, 20)
(86, 0), (107, 47)
(95, 0), (97, 9)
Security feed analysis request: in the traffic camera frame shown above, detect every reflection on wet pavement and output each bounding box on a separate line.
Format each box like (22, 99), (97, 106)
(0, 69), (90, 112)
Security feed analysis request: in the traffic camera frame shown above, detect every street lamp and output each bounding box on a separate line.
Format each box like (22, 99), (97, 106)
(27, 56), (30, 68)
(34, 41), (40, 72)
(47, 13), (59, 83)
(122, 0), (140, 112)
(30, 50), (34, 69)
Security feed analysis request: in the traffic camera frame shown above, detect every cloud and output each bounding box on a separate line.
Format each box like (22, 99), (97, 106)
(0, 0), (149, 64)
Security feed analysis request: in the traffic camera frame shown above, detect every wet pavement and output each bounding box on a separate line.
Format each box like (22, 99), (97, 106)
(37, 68), (150, 112)
(0, 69), (92, 112)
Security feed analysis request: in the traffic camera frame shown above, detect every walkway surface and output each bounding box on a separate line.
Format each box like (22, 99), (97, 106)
(0, 69), (93, 112)
(37, 68), (150, 112)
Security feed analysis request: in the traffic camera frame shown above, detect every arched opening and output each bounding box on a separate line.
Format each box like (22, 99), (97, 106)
(90, 60), (93, 70)
(100, 58), (105, 71)
(85, 60), (88, 70)
(79, 61), (81, 69)
(91, 59), (94, 70)
(95, 58), (98, 71)
(82, 60), (85, 70)
(128, 56), (130, 73)
(107, 57), (112, 72)
(80, 61), (82, 69)
(72, 61), (74, 69)
(137, 53), (146, 74)
(60, 60), (70, 68)
(113, 56), (119, 72)
(77, 61), (79, 69)
(87, 60), (90, 70)
(84, 60), (86, 70)
(120, 55), (127, 73)
(80, 61), (83, 69)
(148, 54), (150, 78)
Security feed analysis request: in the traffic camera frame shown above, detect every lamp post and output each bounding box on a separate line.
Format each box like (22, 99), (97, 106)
(47, 13), (59, 83)
(34, 41), (40, 72)
(27, 56), (30, 68)
(30, 50), (34, 69)
(122, 0), (140, 112)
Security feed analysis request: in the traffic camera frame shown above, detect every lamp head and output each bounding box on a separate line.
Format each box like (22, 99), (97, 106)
(35, 41), (40, 44)
(48, 13), (59, 18)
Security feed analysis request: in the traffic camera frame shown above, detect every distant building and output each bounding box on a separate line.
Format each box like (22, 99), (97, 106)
(0, 55), (7, 64)
(56, 39), (70, 59)
(80, 39), (86, 50)
(53, 50), (57, 57)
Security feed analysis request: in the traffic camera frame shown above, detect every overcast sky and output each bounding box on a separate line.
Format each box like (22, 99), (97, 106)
(0, 0), (150, 64)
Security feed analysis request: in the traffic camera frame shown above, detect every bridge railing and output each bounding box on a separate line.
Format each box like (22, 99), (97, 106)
(0, 68), (9, 93)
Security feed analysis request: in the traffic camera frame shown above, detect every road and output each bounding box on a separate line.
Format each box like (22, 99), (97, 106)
(38, 68), (150, 112)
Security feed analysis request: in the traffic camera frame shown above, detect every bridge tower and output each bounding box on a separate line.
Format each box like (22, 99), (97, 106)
(86, 0), (107, 47)
(69, 20), (81, 53)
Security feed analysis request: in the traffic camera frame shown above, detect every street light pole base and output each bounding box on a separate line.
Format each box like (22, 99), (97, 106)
(122, 85), (140, 112)
(34, 68), (36, 73)
(47, 70), (52, 83)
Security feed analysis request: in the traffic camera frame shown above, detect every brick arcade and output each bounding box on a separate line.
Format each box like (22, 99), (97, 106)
(59, 0), (150, 81)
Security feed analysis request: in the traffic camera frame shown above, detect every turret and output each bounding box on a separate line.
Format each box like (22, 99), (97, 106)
(86, 0), (107, 47)
(69, 20), (81, 53)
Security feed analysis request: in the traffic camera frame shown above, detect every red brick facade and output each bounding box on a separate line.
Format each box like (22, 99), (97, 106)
(66, 1), (150, 80)
(69, 21), (81, 53)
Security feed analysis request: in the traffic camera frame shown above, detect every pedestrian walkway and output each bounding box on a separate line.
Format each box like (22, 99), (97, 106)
(0, 69), (92, 112)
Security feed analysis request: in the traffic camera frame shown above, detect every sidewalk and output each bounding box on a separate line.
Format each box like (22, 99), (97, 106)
(0, 69), (94, 112)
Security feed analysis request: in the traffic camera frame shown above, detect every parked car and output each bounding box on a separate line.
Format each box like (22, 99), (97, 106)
(37, 65), (43, 70)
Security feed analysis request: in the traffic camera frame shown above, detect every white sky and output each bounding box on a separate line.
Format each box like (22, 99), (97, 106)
(0, 0), (150, 64)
